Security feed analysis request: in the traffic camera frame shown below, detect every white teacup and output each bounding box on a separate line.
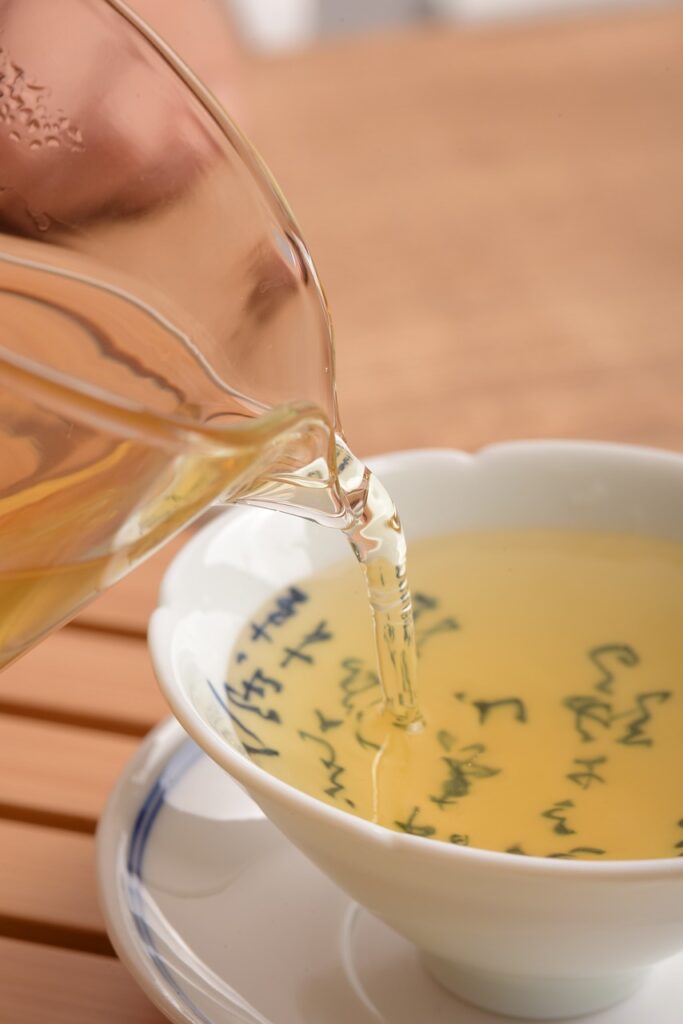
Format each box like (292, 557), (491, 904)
(150, 442), (683, 1020)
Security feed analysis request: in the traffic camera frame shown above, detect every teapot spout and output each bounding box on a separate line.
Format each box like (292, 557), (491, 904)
(232, 431), (367, 532)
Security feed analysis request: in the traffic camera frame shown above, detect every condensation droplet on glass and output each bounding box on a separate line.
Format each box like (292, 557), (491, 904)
(8, 130), (19, 142)
(66, 126), (84, 147)
(45, 136), (59, 148)
(29, 139), (41, 150)
(30, 210), (51, 232)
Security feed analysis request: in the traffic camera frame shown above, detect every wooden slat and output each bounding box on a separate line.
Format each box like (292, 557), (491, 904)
(0, 630), (167, 736)
(0, 715), (138, 832)
(0, 938), (165, 1023)
(75, 531), (193, 636)
(243, 8), (683, 458)
(0, 821), (108, 954)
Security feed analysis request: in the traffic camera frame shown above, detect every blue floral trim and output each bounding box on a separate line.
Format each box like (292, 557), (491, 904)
(127, 737), (209, 1024)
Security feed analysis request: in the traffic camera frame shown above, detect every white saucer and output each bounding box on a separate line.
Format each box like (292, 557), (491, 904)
(97, 719), (683, 1024)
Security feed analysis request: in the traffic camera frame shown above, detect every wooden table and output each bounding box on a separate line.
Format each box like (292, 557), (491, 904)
(1, 7), (682, 1020)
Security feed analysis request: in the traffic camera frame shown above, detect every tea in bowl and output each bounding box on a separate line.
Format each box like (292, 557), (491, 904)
(150, 442), (683, 1020)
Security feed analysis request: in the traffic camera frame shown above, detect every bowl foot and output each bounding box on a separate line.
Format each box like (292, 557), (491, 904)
(421, 952), (648, 1020)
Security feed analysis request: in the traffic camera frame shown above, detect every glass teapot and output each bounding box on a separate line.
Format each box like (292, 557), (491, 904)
(0, 0), (362, 668)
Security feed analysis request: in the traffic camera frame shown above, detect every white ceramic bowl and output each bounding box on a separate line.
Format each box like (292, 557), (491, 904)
(150, 442), (683, 1020)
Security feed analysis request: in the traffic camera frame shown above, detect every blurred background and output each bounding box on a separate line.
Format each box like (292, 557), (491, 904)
(129, 0), (683, 458)
(211, 0), (669, 51)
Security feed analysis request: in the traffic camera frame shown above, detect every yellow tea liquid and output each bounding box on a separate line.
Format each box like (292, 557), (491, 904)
(225, 528), (683, 861)
(0, 250), (418, 717)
